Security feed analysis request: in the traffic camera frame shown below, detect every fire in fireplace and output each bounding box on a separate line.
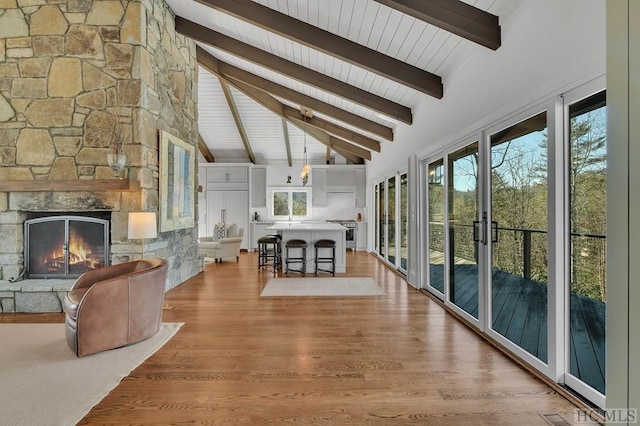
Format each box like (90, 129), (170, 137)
(25, 214), (110, 278)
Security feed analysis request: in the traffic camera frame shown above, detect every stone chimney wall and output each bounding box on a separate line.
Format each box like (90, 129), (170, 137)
(0, 0), (200, 289)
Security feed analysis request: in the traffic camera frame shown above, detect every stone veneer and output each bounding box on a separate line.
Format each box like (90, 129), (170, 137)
(0, 0), (200, 309)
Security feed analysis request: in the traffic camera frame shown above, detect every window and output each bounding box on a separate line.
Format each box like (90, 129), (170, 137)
(270, 189), (311, 220)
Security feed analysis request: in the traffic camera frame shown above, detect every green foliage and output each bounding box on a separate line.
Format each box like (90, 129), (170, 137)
(273, 192), (288, 216)
(292, 192), (307, 216)
(446, 106), (606, 302)
(569, 108), (607, 301)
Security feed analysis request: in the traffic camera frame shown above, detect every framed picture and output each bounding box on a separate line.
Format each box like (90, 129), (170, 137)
(159, 131), (195, 232)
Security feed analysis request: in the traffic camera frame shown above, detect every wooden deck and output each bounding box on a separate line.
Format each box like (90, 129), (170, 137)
(431, 263), (605, 394)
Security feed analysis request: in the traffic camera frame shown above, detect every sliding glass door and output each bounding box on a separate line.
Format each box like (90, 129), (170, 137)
(400, 173), (408, 272)
(489, 112), (549, 363)
(565, 90), (607, 399)
(418, 84), (606, 409)
(375, 173), (408, 272)
(387, 176), (397, 264)
(378, 182), (385, 257)
(426, 159), (445, 296)
(375, 183), (381, 255)
(447, 142), (480, 319)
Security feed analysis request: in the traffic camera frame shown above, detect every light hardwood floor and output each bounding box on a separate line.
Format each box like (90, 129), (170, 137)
(3, 252), (598, 425)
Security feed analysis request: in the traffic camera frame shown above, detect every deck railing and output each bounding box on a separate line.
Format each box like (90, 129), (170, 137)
(428, 222), (606, 301)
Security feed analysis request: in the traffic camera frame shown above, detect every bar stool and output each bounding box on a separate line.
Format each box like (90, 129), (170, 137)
(285, 239), (307, 275)
(314, 239), (336, 276)
(265, 234), (282, 267)
(257, 235), (280, 276)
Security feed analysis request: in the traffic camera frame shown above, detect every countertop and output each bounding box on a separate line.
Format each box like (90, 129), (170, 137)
(266, 223), (347, 231)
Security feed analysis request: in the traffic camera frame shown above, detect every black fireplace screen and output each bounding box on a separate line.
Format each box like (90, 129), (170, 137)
(25, 216), (109, 278)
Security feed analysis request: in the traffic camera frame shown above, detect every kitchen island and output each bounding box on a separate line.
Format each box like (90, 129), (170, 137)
(266, 223), (347, 274)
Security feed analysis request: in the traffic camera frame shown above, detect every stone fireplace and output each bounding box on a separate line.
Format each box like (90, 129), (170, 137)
(0, 0), (202, 311)
(25, 212), (109, 278)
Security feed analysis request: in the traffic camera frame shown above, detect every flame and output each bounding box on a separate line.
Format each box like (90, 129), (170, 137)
(43, 229), (102, 271)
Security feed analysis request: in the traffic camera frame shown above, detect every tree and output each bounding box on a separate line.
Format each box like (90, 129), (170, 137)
(569, 107), (607, 301)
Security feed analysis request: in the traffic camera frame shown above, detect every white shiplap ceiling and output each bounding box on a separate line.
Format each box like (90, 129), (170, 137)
(165, 0), (520, 164)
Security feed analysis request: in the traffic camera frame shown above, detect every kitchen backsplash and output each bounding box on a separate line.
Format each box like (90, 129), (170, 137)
(313, 192), (364, 221)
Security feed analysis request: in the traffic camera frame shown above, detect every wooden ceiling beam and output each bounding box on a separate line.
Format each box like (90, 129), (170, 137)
(200, 50), (393, 141)
(230, 78), (369, 162)
(281, 104), (380, 153)
(373, 0), (501, 50)
(200, 49), (380, 153)
(193, 0), (442, 98)
(198, 47), (371, 164)
(218, 78), (256, 164)
(198, 133), (215, 162)
(288, 116), (371, 161)
(198, 50), (370, 163)
(177, 17), (413, 124)
(281, 118), (292, 167)
(289, 118), (364, 164)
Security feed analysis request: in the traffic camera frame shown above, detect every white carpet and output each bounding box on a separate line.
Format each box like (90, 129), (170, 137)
(261, 277), (385, 297)
(0, 322), (182, 426)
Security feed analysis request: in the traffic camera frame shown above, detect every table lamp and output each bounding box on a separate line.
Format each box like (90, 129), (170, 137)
(128, 212), (157, 257)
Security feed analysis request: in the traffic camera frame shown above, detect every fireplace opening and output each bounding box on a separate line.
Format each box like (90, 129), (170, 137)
(25, 213), (110, 278)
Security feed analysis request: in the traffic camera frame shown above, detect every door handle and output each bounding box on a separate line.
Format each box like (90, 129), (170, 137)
(481, 212), (488, 245)
(473, 221), (481, 242)
(491, 221), (498, 243)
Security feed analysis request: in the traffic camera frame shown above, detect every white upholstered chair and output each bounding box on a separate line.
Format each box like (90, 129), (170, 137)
(198, 223), (244, 263)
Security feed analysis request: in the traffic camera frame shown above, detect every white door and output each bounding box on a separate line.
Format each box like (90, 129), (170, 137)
(206, 190), (249, 250)
(197, 191), (207, 238)
(224, 190), (249, 250)
(206, 190), (226, 236)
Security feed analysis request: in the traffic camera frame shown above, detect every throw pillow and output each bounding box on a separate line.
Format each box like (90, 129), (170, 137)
(226, 223), (238, 238)
(212, 222), (226, 242)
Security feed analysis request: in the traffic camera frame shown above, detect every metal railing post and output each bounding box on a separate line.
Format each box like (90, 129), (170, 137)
(523, 230), (532, 280)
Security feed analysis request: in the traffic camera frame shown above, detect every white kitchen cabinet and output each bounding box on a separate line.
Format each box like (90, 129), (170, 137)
(251, 222), (275, 250)
(227, 166), (249, 182)
(251, 167), (267, 207)
(312, 168), (327, 206)
(197, 190), (207, 238)
(206, 190), (249, 250)
(207, 167), (228, 183)
(355, 168), (366, 207)
(326, 169), (355, 192)
(197, 166), (208, 238)
(207, 166), (248, 183)
(205, 165), (249, 190)
(356, 222), (367, 251)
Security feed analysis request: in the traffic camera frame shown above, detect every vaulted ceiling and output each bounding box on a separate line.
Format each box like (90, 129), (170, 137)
(165, 0), (517, 165)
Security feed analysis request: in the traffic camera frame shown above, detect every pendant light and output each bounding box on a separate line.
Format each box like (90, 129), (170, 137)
(300, 109), (311, 186)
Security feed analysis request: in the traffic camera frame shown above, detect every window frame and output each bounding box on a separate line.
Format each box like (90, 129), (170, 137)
(269, 188), (312, 220)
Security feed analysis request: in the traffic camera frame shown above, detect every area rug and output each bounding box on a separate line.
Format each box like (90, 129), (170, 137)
(0, 322), (183, 426)
(261, 277), (385, 297)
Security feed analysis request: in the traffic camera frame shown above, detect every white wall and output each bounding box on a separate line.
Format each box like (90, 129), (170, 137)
(266, 159), (311, 187)
(252, 160), (364, 222)
(313, 192), (363, 221)
(607, 0), (640, 419)
(367, 0), (606, 181)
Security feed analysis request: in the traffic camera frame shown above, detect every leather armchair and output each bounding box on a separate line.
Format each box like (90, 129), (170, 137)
(199, 225), (244, 263)
(63, 258), (168, 357)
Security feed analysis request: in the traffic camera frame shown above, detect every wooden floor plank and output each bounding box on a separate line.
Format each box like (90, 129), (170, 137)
(1, 252), (596, 424)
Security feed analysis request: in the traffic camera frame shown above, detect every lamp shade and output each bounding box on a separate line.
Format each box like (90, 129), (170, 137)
(128, 212), (157, 239)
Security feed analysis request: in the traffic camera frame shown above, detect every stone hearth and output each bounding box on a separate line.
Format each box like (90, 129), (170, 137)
(0, 278), (74, 313)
